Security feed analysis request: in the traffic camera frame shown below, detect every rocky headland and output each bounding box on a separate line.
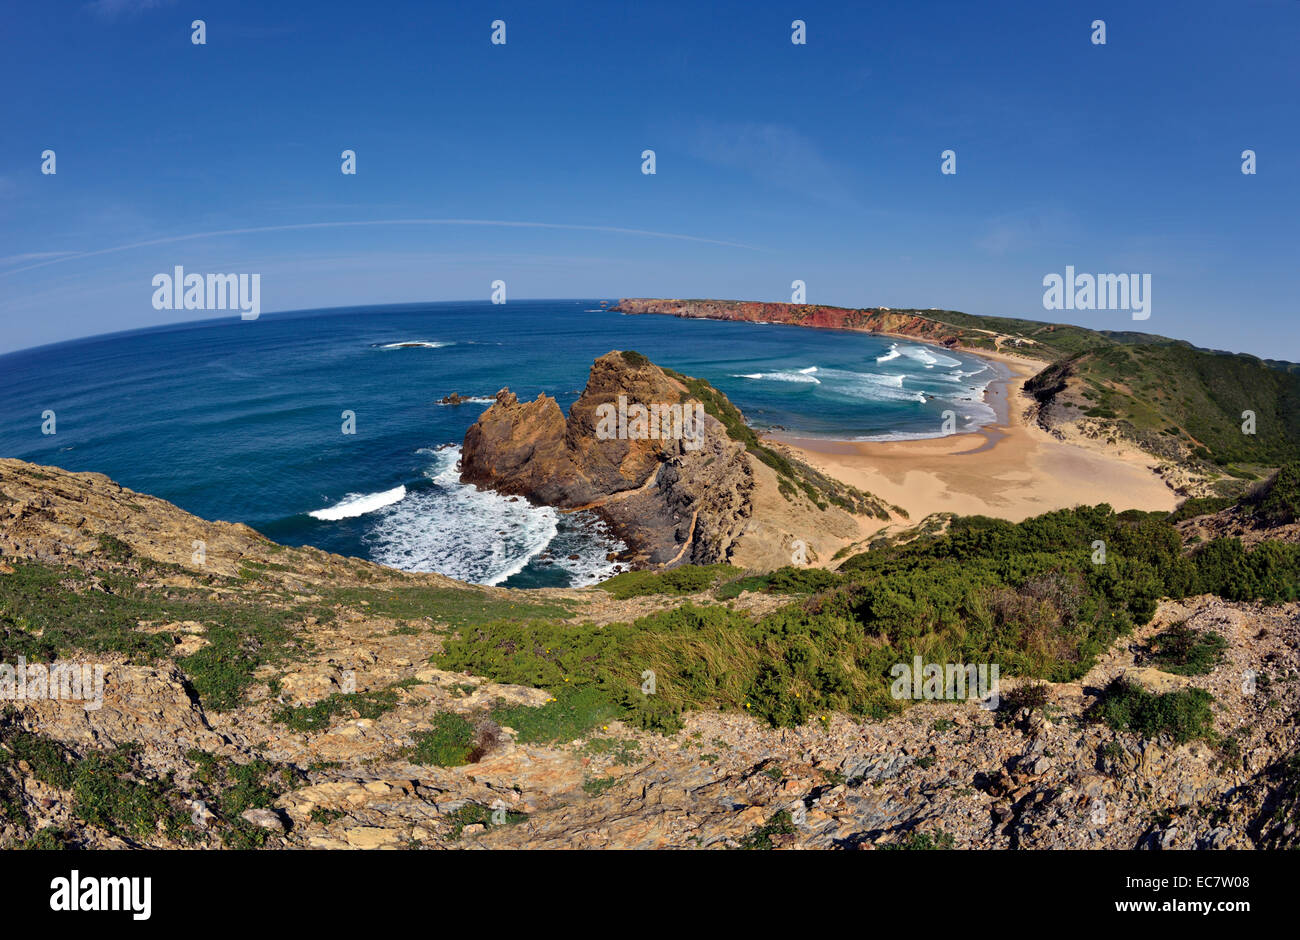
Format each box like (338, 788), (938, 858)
(459, 350), (895, 570)
(613, 298), (985, 351)
(614, 299), (1300, 501)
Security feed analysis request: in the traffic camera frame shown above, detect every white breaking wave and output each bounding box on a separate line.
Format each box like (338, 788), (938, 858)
(898, 345), (962, 368)
(732, 369), (821, 384)
(855, 429), (958, 442)
(373, 340), (451, 349)
(308, 485), (407, 520)
(435, 397), (494, 405)
(818, 368), (926, 403)
(540, 511), (629, 588)
(876, 345), (901, 363)
(365, 446), (623, 587)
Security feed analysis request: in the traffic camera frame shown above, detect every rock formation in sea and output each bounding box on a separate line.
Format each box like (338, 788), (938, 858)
(459, 350), (754, 568)
(458, 350), (891, 570)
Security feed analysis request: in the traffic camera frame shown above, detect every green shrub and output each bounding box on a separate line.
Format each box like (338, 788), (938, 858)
(1142, 623), (1227, 676)
(5, 732), (74, 789)
(599, 564), (738, 599)
(273, 688), (402, 732)
(404, 713), (477, 766)
(71, 747), (187, 840)
(445, 802), (527, 838)
(492, 685), (622, 744)
(1088, 678), (1216, 743)
(880, 829), (956, 850)
(736, 810), (796, 849)
(1254, 462), (1300, 525)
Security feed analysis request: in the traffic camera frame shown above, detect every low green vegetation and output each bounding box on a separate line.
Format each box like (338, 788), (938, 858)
(1167, 496), (1237, 523)
(1253, 754), (1300, 849)
(445, 802), (527, 838)
(5, 730), (75, 788)
(0, 559), (325, 711)
(880, 829), (957, 850)
(1169, 463), (1300, 525)
(1087, 678), (1216, 744)
(736, 809), (796, 849)
(69, 746), (191, 841)
(436, 502), (1297, 734)
(996, 682), (1052, 726)
(603, 564), (841, 601)
(1026, 345), (1300, 471)
(1141, 623), (1228, 676)
(402, 712), (477, 767)
(600, 564), (738, 599)
(582, 775), (619, 796)
(1191, 537), (1300, 603)
(0, 724), (297, 848)
(272, 687), (403, 732)
(713, 566), (842, 599)
(323, 584), (573, 628)
(492, 685), (624, 743)
(1253, 462), (1300, 525)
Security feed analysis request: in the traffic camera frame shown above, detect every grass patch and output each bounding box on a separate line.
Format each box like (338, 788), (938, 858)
(1088, 678), (1216, 743)
(273, 688), (403, 732)
(736, 809), (796, 849)
(0, 560), (322, 711)
(600, 564), (738, 599)
(403, 712), (478, 767)
(70, 746), (188, 841)
(5, 730), (75, 789)
(582, 776), (619, 796)
(445, 802), (527, 838)
(323, 584), (572, 629)
(880, 829), (957, 850)
(1141, 623), (1228, 676)
(492, 685), (622, 744)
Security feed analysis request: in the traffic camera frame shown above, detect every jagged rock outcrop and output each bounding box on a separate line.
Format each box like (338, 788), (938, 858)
(460, 351), (755, 567)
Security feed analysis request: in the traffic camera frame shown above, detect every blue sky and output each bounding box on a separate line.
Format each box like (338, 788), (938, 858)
(1, 0), (1297, 357)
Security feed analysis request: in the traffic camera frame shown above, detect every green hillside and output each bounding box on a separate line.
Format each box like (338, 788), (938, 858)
(881, 308), (1300, 477)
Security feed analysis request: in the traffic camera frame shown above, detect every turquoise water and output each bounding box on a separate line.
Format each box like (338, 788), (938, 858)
(0, 301), (1000, 587)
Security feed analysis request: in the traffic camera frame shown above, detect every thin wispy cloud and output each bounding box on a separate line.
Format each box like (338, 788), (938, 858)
(0, 219), (766, 280)
(975, 207), (1076, 256)
(0, 251), (79, 267)
(679, 119), (856, 207)
(84, 0), (175, 19)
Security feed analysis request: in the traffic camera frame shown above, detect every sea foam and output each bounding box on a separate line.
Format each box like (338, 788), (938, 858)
(365, 446), (623, 587)
(308, 485), (407, 520)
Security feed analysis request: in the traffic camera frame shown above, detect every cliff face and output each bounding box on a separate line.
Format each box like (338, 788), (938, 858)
(613, 298), (967, 347)
(461, 351), (755, 567)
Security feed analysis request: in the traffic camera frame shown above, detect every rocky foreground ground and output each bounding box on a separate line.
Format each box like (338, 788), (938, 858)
(1, 458), (1297, 850)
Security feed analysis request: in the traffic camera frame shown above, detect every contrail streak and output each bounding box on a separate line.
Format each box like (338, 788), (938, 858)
(0, 218), (765, 278)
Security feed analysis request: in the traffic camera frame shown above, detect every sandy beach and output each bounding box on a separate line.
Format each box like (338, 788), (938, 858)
(768, 346), (1178, 530)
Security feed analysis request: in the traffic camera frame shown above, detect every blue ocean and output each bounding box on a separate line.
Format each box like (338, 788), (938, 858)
(0, 301), (1001, 587)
